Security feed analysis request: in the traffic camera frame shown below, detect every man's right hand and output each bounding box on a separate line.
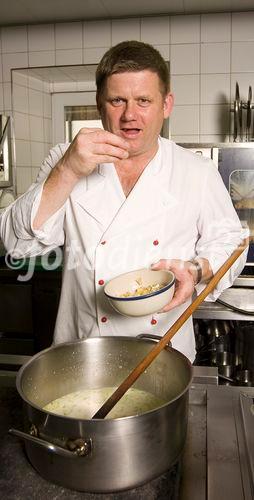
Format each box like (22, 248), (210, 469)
(60, 128), (130, 181)
(33, 128), (130, 230)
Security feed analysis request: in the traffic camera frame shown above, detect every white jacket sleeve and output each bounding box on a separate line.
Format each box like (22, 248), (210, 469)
(195, 161), (248, 300)
(0, 143), (69, 257)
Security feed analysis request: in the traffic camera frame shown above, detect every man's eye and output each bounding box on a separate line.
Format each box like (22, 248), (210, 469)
(139, 98), (150, 106)
(111, 98), (123, 106)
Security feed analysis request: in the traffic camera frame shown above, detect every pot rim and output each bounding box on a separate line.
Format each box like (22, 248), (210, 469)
(16, 336), (193, 422)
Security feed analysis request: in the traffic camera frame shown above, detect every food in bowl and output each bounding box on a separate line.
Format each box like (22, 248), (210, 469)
(120, 279), (166, 297)
(104, 268), (175, 317)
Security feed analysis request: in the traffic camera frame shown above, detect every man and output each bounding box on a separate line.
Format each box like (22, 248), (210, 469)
(0, 41), (247, 362)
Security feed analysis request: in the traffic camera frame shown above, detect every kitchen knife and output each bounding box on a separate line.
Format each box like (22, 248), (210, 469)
(246, 85), (252, 141)
(234, 82), (240, 142)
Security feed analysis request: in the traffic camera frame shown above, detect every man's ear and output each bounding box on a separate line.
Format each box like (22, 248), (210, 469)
(163, 92), (174, 119)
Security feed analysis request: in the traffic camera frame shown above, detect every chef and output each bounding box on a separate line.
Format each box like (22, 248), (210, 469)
(0, 40), (247, 362)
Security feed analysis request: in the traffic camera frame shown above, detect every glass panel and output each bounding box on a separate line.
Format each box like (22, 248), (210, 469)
(64, 105), (102, 142)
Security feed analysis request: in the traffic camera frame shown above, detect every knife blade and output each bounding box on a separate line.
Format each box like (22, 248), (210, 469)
(233, 82), (240, 142)
(246, 85), (252, 141)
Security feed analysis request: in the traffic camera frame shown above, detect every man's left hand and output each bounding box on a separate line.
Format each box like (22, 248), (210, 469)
(151, 259), (196, 312)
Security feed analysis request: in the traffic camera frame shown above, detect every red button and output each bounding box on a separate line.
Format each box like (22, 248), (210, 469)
(153, 240), (159, 246)
(151, 318), (157, 325)
(98, 279), (104, 285)
(101, 316), (107, 323)
(101, 241), (106, 245)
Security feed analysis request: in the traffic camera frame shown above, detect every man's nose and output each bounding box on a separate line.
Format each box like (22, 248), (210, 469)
(121, 101), (136, 121)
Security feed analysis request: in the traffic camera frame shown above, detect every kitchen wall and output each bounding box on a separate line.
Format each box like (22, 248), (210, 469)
(0, 11), (254, 194)
(12, 71), (52, 195)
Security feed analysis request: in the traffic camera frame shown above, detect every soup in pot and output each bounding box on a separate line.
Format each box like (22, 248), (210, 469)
(43, 386), (166, 419)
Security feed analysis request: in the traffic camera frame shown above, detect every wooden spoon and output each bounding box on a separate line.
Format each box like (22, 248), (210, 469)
(92, 239), (248, 419)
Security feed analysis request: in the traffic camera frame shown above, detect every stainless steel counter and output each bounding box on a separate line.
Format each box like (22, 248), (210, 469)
(180, 382), (254, 499)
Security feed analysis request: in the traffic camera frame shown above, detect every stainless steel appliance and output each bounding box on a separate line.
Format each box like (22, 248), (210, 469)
(179, 142), (254, 283)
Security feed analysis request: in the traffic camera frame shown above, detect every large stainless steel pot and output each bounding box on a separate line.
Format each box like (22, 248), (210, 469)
(12, 336), (193, 492)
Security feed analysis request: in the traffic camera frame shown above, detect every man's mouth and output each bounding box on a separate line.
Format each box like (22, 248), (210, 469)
(121, 128), (141, 137)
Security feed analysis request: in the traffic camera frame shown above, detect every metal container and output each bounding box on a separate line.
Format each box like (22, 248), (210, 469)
(12, 337), (193, 493)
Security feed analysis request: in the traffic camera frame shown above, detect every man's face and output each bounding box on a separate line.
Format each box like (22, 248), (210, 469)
(98, 70), (173, 158)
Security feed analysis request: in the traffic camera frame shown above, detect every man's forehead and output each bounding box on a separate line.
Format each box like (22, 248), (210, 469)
(104, 70), (161, 91)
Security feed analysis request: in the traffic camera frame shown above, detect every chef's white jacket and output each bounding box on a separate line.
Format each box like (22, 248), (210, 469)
(0, 137), (247, 362)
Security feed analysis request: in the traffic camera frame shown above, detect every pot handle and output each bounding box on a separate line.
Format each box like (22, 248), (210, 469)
(137, 333), (172, 347)
(9, 428), (92, 458)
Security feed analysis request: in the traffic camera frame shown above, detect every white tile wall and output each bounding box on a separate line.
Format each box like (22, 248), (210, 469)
(43, 93), (52, 118)
(201, 74), (230, 104)
(14, 112), (30, 140)
(0, 85), (3, 111)
(16, 166), (32, 196)
(12, 84), (29, 113)
(201, 43), (231, 73)
(232, 42), (254, 72)
(141, 17), (170, 44)
(2, 53), (28, 82)
(0, 12), (254, 194)
(3, 83), (12, 111)
(171, 15), (200, 43)
(201, 13), (231, 42)
(84, 20), (111, 48)
(28, 25), (55, 51)
(55, 49), (82, 66)
(83, 46), (109, 64)
(170, 105), (199, 135)
(170, 44), (200, 74)
(29, 51), (55, 67)
(171, 74), (200, 104)
(55, 22), (82, 50)
(200, 104), (230, 135)
(0, 54), (2, 82)
(112, 18), (140, 45)
(28, 88), (44, 116)
(1, 26), (28, 53)
(31, 141), (45, 167)
(232, 12), (254, 41)
(15, 139), (31, 167)
(29, 115), (44, 142)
